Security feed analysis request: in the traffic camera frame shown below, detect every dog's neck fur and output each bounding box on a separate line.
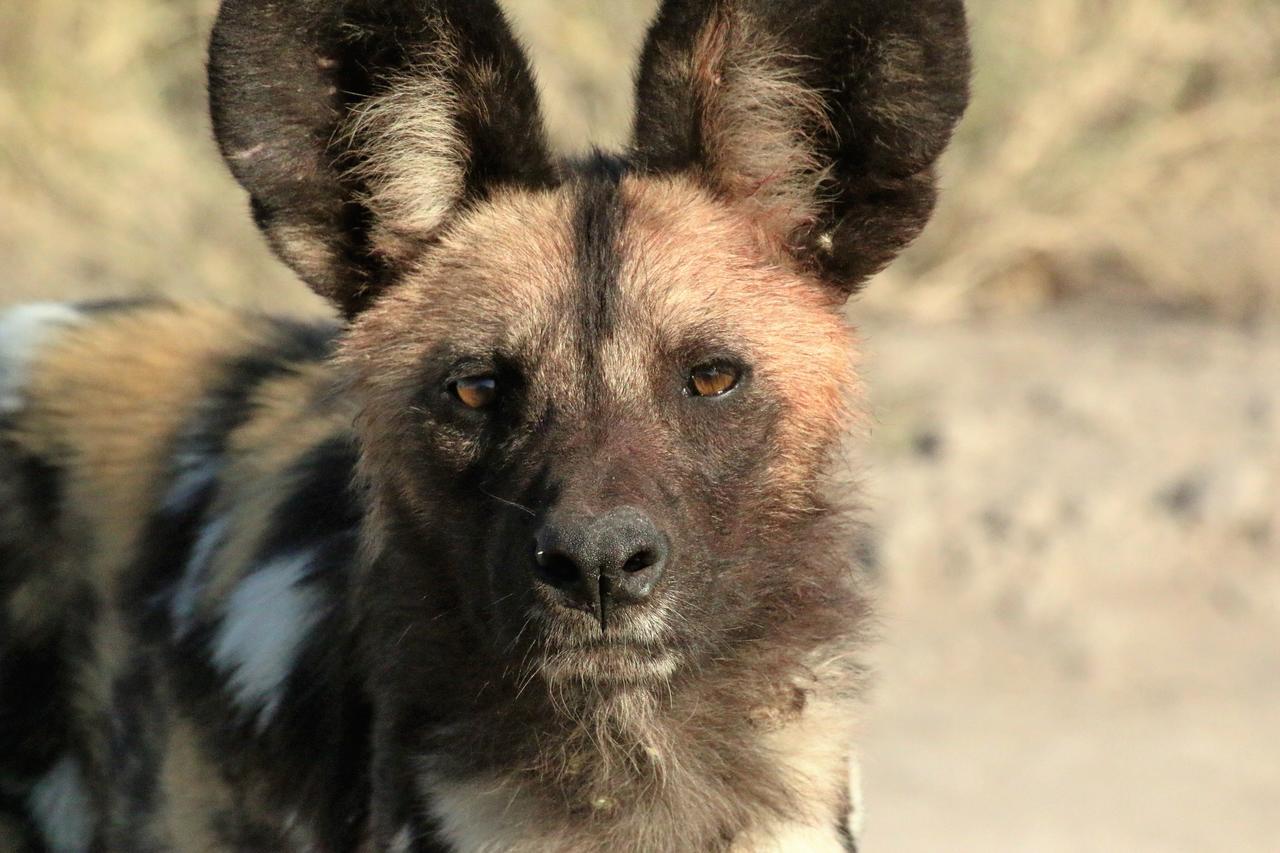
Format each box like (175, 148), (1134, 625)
(352, 498), (866, 850)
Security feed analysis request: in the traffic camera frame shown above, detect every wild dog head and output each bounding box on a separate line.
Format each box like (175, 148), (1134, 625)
(209, 0), (969, 691)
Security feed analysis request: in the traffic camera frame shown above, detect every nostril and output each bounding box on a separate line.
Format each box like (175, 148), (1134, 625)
(622, 549), (658, 574)
(534, 549), (580, 587)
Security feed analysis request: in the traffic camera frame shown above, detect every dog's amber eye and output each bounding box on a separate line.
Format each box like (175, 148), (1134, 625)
(450, 376), (498, 409)
(688, 364), (740, 398)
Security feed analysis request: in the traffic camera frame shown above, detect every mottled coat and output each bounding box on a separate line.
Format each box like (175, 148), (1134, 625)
(0, 0), (969, 850)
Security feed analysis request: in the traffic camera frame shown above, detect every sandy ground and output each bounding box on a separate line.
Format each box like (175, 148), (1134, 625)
(854, 308), (1279, 851)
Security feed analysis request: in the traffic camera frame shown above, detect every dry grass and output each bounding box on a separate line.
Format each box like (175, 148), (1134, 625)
(871, 0), (1280, 322)
(1, 0), (1277, 321)
(0, 0), (311, 311)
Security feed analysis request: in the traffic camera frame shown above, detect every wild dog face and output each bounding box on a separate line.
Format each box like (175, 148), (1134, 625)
(209, 0), (969, 690)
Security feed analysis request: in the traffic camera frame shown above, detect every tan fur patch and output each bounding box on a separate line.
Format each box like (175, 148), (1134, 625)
(340, 184), (580, 433)
(615, 174), (862, 508)
(11, 303), (301, 598)
(157, 716), (235, 849)
(689, 9), (832, 244)
(199, 363), (352, 618)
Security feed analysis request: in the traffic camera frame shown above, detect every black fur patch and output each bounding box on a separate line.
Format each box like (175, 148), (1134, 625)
(256, 435), (362, 562)
(0, 634), (73, 782)
(0, 420), (63, 532)
(570, 152), (629, 348)
(104, 656), (167, 852)
(122, 318), (339, 638)
(122, 470), (217, 641)
(13, 452), (63, 530)
(0, 791), (41, 853)
(0, 585), (96, 785)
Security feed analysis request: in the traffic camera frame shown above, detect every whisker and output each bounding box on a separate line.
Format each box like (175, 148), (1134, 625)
(479, 486), (536, 517)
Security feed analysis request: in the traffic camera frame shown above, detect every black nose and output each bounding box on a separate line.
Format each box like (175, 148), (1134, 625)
(533, 506), (668, 631)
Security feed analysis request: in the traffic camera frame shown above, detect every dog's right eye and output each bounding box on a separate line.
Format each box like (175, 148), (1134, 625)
(449, 376), (499, 409)
(687, 363), (741, 398)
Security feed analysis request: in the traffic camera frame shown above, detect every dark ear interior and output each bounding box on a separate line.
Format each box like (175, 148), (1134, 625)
(631, 0), (971, 294)
(208, 0), (555, 315)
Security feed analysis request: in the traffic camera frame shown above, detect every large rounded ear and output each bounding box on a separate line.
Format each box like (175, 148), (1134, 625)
(631, 0), (970, 295)
(208, 0), (555, 315)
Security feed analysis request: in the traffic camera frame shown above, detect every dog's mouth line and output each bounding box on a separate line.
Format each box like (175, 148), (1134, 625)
(519, 600), (675, 649)
(539, 645), (682, 682)
(548, 639), (669, 655)
(540, 636), (681, 661)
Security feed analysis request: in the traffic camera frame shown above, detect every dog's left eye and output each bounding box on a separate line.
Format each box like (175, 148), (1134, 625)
(687, 363), (741, 398)
(449, 375), (499, 409)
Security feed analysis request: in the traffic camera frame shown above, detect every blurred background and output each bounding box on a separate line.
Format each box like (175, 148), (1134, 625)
(1, 0), (1276, 849)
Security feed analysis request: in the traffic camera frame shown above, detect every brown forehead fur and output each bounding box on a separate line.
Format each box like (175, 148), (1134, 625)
(341, 186), (575, 391)
(343, 173), (859, 467)
(615, 176), (861, 498)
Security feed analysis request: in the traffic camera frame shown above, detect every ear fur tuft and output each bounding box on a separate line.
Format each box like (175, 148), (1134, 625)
(208, 0), (554, 315)
(632, 0), (971, 294)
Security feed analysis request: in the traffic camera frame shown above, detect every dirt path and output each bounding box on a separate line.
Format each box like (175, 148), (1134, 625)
(854, 309), (1279, 851)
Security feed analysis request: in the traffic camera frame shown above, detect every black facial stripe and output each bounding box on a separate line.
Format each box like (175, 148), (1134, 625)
(571, 152), (629, 350)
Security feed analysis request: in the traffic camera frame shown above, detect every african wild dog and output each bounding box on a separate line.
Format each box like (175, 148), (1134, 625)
(0, 0), (969, 849)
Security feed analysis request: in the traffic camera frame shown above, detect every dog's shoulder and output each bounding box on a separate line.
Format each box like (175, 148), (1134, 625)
(0, 298), (368, 851)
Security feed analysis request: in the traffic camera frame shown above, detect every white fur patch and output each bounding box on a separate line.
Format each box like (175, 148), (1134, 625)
(28, 755), (94, 853)
(423, 772), (541, 853)
(210, 550), (327, 730)
(847, 754), (865, 844)
(169, 516), (229, 639)
(728, 822), (849, 852)
(162, 455), (220, 515)
(388, 824), (415, 853)
(0, 303), (84, 414)
(344, 68), (466, 242)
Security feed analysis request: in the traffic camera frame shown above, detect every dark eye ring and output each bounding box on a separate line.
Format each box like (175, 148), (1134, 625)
(687, 363), (741, 398)
(449, 375), (499, 409)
